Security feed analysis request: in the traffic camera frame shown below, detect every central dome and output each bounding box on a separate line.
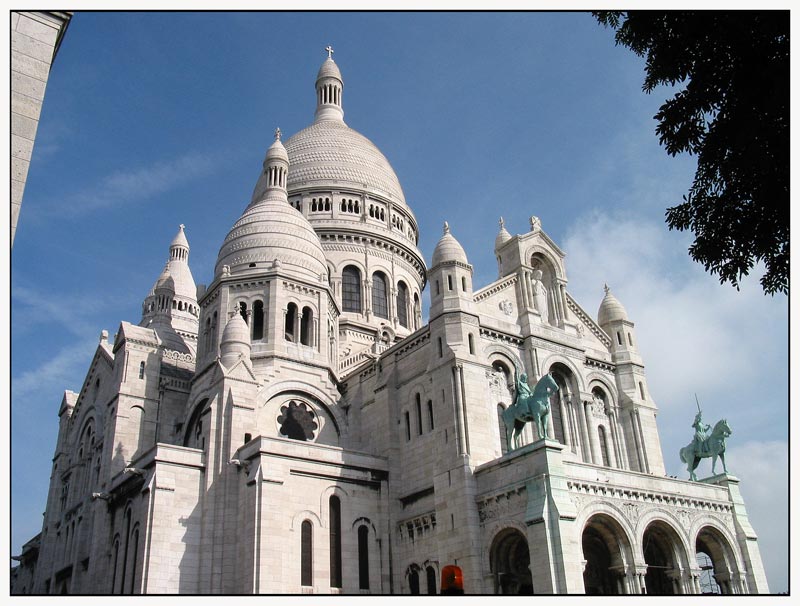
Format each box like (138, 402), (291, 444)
(283, 120), (407, 206)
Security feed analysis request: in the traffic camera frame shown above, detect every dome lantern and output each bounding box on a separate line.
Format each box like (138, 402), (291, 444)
(314, 46), (344, 123)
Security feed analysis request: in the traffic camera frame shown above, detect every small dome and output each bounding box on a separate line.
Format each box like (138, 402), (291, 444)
(597, 284), (629, 325)
(221, 312), (250, 348)
(215, 198), (327, 280)
(317, 57), (342, 82)
(170, 224), (189, 250)
(432, 222), (468, 266)
(495, 217), (512, 250)
(265, 129), (289, 164)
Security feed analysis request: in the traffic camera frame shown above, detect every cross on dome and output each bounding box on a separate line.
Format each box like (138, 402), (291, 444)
(325, 45), (334, 59)
(274, 127), (282, 141)
(443, 221), (450, 234)
(179, 224), (185, 230)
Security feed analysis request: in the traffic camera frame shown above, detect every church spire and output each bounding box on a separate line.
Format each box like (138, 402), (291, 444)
(314, 45), (344, 123)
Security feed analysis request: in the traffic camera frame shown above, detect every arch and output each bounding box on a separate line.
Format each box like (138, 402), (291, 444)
(252, 300), (264, 341)
(342, 265), (362, 313)
(372, 271), (389, 319)
(525, 245), (565, 280)
(358, 524), (370, 589)
(406, 564), (422, 594)
(300, 306), (313, 346)
(693, 523), (742, 594)
(426, 565), (437, 594)
(581, 512), (635, 594)
(489, 527), (533, 594)
(396, 280), (409, 328)
(640, 518), (691, 595)
(547, 362), (578, 445)
(183, 398), (211, 449)
(285, 303), (298, 341)
(239, 301), (248, 324)
(257, 382), (344, 441)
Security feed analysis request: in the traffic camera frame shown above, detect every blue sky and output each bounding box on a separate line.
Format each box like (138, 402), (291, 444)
(9, 11), (789, 592)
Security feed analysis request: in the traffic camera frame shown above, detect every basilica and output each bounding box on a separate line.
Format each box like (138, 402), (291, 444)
(12, 52), (769, 595)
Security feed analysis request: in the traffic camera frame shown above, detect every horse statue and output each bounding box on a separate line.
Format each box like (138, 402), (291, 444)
(501, 371), (558, 451)
(679, 418), (732, 481)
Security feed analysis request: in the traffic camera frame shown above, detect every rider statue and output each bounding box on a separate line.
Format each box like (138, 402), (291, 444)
(514, 372), (533, 407)
(692, 410), (711, 457)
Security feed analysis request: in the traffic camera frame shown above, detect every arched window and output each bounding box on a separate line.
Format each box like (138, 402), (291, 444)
(415, 394), (423, 435)
(404, 411), (411, 441)
(372, 272), (389, 319)
(409, 567), (420, 594)
(329, 496), (342, 588)
(111, 535), (121, 593)
(300, 307), (313, 346)
(342, 266), (362, 313)
(285, 303), (297, 342)
(426, 566), (437, 595)
(438, 338), (443, 358)
(358, 526), (370, 590)
(468, 333), (475, 355)
(301, 520), (313, 587)
(120, 508), (132, 594)
(239, 301), (248, 324)
(628, 332), (634, 346)
(447, 275), (453, 291)
(128, 525), (140, 593)
(598, 426), (611, 466)
(138, 361), (145, 380)
(252, 300), (264, 340)
(396, 281), (409, 328)
(639, 381), (646, 399)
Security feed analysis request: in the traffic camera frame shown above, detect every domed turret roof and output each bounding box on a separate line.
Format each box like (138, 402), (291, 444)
(432, 222), (468, 267)
(317, 56), (342, 81)
(148, 225), (197, 302)
(221, 312), (251, 347)
(495, 217), (512, 250)
(597, 284), (629, 325)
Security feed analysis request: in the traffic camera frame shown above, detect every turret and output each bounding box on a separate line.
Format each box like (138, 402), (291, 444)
(429, 222), (476, 320)
(314, 46), (344, 123)
(494, 217), (512, 277)
(597, 284), (642, 366)
(220, 310), (252, 369)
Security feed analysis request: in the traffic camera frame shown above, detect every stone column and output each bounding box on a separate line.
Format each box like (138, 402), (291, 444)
(577, 397), (593, 463)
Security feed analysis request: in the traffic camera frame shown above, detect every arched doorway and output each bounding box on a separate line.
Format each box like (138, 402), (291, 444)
(696, 526), (739, 594)
(490, 529), (533, 594)
(582, 514), (632, 594)
(642, 521), (687, 594)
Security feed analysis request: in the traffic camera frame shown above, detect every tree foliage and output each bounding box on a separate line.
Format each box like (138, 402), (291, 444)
(595, 11), (788, 295)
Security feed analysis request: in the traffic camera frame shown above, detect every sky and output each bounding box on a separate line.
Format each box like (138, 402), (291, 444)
(7, 10), (791, 594)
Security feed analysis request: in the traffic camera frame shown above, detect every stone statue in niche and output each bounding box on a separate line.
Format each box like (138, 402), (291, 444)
(531, 269), (548, 323)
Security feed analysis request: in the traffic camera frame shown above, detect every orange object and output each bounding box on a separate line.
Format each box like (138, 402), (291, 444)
(440, 564), (464, 595)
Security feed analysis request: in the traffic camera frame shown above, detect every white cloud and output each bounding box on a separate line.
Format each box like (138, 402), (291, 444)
(12, 339), (97, 400)
(34, 151), (218, 217)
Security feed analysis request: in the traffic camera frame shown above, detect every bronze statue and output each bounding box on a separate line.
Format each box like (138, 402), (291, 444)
(679, 406), (732, 481)
(501, 369), (558, 451)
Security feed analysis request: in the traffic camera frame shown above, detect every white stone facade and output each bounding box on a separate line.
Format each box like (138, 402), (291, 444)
(13, 53), (769, 595)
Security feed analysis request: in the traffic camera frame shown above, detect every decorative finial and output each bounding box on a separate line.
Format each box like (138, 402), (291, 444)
(179, 224), (185, 231)
(274, 127), (282, 141)
(325, 45), (334, 59)
(529, 215), (541, 232)
(604, 283), (610, 295)
(443, 221), (450, 234)
(499, 217), (505, 229)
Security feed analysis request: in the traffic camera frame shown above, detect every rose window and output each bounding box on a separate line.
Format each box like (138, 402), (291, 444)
(278, 400), (318, 441)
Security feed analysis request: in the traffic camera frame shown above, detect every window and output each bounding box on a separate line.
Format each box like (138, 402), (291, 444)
(301, 520), (313, 586)
(416, 394), (423, 435)
(358, 526), (369, 590)
(138, 361), (145, 380)
(285, 303), (297, 341)
(404, 411), (411, 441)
(628, 332), (634, 346)
(461, 276), (467, 291)
(435, 280), (440, 295)
(409, 568), (420, 594)
(468, 333), (475, 354)
(413, 293), (421, 329)
(426, 566), (436, 595)
(372, 272), (389, 319)
(438, 338), (443, 358)
(128, 526), (140, 593)
(300, 307), (313, 346)
(396, 281), (409, 328)
(617, 331), (622, 346)
(342, 266), (362, 312)
(447, 275), (453, 291)
(111, 536), (120, 593)
(239, 301), (248, 324)
(252, 300), (264, 340)
(639, 381), (646, 400)
(427, 400), (434, 431)
(329, 496), (342, 588)
(598, 426), (611, 467)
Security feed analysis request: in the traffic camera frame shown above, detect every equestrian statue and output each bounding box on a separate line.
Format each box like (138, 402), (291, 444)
(679, 403), (732, 481)
(501, 368), (558, 451)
